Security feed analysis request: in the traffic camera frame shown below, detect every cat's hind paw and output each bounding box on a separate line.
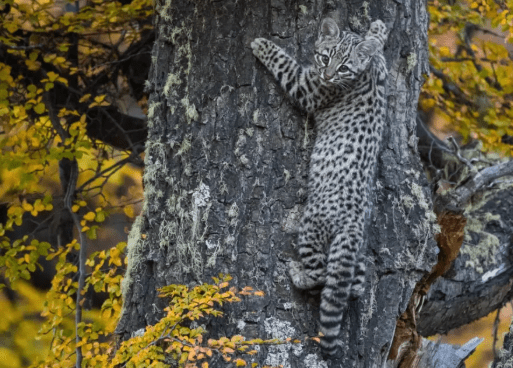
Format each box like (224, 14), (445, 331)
(289, 261), (325, 290)
(349, 282), (365, 299)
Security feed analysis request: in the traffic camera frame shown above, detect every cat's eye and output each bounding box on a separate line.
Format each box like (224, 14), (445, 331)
(316, 53), (330, 66)
(338, 65), (349, 73)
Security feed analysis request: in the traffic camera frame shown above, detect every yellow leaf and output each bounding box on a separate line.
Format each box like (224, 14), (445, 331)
(123, 205), (135, 218)
(47, 71), (59, 82)
(79, 94), (91, 103)
(439, 46), (451, 57)
(25, 59), (41, 71)
(5, 20), (20, 33)
(235, 359), (246, 367)
(95, 211), (106, 222)
(83, 212), (96, 221)
(34, 200), (45, 212)
(57, 76), (68, 86)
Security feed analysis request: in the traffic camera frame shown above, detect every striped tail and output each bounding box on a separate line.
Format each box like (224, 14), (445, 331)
(319, 231), (361, 355)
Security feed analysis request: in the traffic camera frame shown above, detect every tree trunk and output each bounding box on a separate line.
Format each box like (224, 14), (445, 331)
(116, 1), (438, 367)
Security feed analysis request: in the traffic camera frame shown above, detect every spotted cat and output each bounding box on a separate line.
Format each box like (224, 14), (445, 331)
(251, 18), (388, 355)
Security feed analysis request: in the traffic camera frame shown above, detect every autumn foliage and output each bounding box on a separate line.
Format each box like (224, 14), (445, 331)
(0, 0), (512, 367)
(423, 0), (513, 155)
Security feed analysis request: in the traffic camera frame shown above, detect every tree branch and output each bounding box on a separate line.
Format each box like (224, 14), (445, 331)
(418, 262), (513, 336)
(434, 159), (513, 213)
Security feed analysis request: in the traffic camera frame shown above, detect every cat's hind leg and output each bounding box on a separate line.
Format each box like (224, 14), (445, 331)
(289, 215), (328, 290)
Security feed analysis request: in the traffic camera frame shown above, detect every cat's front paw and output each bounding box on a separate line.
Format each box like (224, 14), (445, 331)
(251, 38), (273, 61)
(367, 20), (388, 45)
(289, 261), (325, 289)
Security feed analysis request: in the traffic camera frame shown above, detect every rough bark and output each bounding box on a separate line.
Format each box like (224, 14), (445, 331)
(413, 117), (513, 339)
(117, 1), (438, 367)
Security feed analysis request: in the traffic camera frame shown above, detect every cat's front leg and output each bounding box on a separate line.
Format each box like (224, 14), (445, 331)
(251, 38), (298, 84)
(251, 38), (323, 113)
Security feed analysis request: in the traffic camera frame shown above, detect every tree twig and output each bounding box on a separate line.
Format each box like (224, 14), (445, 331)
(447, 136), (474, 170)
(493, 307), (501, 362)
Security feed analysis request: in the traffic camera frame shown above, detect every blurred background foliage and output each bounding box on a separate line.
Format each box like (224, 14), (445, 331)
(0, 0), (512, 367)
(423, 0), (513, 156)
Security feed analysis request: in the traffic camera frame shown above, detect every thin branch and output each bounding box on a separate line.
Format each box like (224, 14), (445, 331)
(447, 136), (474, 170)
(440, 57), (496, 63)
(434, 159), (513, 213)
(59, 159), (86, 368)
(76, 156), (134, 193)
(492, 307), (501, 362)
(462, 24), (503, 91)
(88, 50), (152, 71)
(45, 83), (86, 368)
(5, 44), (45, 50)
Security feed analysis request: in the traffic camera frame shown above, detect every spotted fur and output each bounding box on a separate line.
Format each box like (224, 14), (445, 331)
(251, 18), (388, 355)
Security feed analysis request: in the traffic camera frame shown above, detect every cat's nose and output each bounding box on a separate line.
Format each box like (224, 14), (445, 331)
(324, 72), (334, 80)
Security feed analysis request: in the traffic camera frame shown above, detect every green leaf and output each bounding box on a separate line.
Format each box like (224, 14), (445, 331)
(33, 103), (45, 114)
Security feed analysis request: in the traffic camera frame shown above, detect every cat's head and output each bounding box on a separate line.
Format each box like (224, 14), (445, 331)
(314, 18), (386, 88)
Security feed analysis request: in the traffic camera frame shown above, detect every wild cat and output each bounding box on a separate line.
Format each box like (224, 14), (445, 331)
(251, 18), (388, 354)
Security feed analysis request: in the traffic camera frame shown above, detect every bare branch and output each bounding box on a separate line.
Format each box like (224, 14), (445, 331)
(5, 44), (45, 50)
(403, 338), (484, 368)
(418, 261), (513, 336)
(447, 136), (474, 170)
(493, 307), (501, 361)
(434, 159), (513, 213)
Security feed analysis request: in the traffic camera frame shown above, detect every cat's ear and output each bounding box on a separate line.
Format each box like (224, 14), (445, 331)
(355, 38), (381, 63)
(318, 18), (340, 40)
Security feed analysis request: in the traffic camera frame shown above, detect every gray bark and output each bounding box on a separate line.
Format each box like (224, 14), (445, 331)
(418, 187), (513, 337)
(416, 338), (483, 368)
(414, 118), (513, 339)
(117, 1), (439, 367)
